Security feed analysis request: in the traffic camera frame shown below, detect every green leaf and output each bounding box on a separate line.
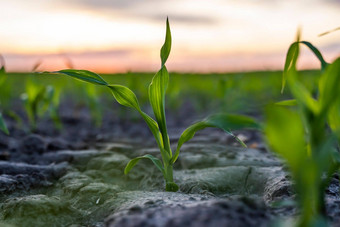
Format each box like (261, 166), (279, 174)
(108, 85), (141, 110)
(0, 112), (9, 135)
(281, 35), (319, 113)
(139, 112), (165, 154)
(275, 99), (297, 106)
(107, 85), (165, 153)
(264, 105), (306, 172)
(300, 41), (328, 71)
(124, 154), (164, 175)
(160, 17), (171, 66)
(288, 77), (319, 113)
(318, 58), (340, 115)
(328, 103), (340, 134)
(282, 39), (300, 93)
(51, 69), (108, 86)
(282, 39), (329, 94)
(148, 17), (172, 157)
(0, 66), (6, 86)
(149, 66), (171, 155)
(172, 114), (260, 164)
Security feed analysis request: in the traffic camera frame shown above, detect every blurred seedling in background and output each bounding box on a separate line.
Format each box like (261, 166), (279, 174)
(0, 55), (9, 135)
(265, 32), (340, 226)
(45, 18), (260, 191)
(21, 61), (62, 130)
(81, 83), (103, 127)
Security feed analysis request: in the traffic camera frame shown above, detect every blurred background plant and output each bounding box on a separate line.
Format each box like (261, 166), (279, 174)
(265, 34), (340, 226)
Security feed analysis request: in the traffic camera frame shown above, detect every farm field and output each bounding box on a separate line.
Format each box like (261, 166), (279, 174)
(1, 67), (340, 226)
(1, 1), (340, 226)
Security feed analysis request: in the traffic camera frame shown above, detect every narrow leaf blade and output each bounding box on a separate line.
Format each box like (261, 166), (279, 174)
(160, 17), (172, 66)
(275, 99), (297, 106)
(148, 67), (170, 154)
(124, 154), (164, 175)
(108, 85), (141, 110)
(0, 112), (9, 135)
(300, 41), (328, 71)
(264, 105), (306, 172)
(319, 58), (340, 114)
(107, 85), (165, 151)
(50, 69), (108, 85)
(140, 111), (165, 152)
(288, 77), (319, 113)
(282, 42), (299, 93)
(172, 114), (260, 163)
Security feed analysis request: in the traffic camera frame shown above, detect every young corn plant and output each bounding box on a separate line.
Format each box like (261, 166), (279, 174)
(0, 60), (9, 135)
(83, 83), (103, 127)
(265, 33), (340, 226)
(46, 18), (259, 191)
(21, 75), (62, 130)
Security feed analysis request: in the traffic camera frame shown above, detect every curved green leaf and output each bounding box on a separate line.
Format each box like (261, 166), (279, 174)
(264, 106), (306, 173)
(124, 154), (164, 175)
(171, 114), (260, 164)
(160, 17), (171, 66)
(281, 34), (319, 113)
(47, 68), (165, 153)
(300, 41), (328, 71)
(282, 41), (299, 93)
(288, 77), (319, 114)
(319, 58), (340, 115)
(139, 111), (165, 153)
(108, 85), (141, 110)
(282, 39), (329, 93)
(149, 17), (172, 157)
(149, 66), (171, 155)
(107, 84), (165, 152)
(0, 112), (9, 135)
(276, 99), (297, 106)
(52, 69), (108, 86)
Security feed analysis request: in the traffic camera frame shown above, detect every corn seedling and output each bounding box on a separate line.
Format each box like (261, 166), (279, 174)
(0, 59), (9, 135)
(83, 83), (103, 127)
(46, 18), (259, 191)
(21, 74), (62, 130)
(44, 85), (62, 130)
(265, 33), (340, 226)
(0, 56), (23, 132)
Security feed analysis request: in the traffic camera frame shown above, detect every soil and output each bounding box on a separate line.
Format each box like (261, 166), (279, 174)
(0, 101), (340, 227)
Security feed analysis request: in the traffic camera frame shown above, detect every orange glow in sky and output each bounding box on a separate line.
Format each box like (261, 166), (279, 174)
(1, 0), (339, 73)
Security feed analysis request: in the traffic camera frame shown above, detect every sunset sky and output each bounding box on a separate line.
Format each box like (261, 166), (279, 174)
(1, 0), (339, 73)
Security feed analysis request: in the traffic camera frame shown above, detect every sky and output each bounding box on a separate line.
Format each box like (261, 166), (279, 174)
(0, 0), (339, 73)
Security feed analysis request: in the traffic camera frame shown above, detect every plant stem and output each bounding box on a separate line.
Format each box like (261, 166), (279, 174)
(164, 163), (178, 192)
(164, 164), (174, 183)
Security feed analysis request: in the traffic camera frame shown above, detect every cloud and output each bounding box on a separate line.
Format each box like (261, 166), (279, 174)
(65, 0), (217, 25)
(148, 14), (216, 25)
(68, 0), (156, 9)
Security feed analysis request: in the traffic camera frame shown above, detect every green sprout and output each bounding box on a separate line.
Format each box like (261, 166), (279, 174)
(46, 18), (259, 191)
(82, 83), (103, 127)
(21, 75), (62, 131)
(0, 59), (9, 135)
(265, 33), (340, 226)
